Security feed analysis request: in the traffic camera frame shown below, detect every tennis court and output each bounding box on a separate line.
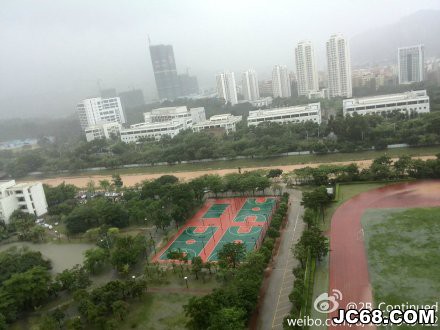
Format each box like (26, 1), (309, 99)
(159, 226), (218, 260)
(153, 196), (278, 263)
(202, 203), (229, 218)
(233, 197), (277, 223)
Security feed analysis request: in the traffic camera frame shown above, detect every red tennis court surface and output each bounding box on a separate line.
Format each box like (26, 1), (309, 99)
(329, 180), (440, 329)
(152, 197), (278, 263)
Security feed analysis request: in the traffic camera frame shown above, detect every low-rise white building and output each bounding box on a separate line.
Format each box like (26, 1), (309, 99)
(343, 90), (430, 116)
(247, 103), (322, 126)
(85, 122), (122, 142)
(307, 90), (327, 100)
(143, 106), (206, 128)
(248, 97), (273, 108)
(192, 114), (242, 134)
(0, 180), (48, 224)
(120, 121), (187, 143)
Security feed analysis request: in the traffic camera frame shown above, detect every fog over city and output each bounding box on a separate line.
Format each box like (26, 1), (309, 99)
(1, 0), (439, 118)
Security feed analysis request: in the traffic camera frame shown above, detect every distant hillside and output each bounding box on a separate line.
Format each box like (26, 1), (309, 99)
(350, 10), (440, 66)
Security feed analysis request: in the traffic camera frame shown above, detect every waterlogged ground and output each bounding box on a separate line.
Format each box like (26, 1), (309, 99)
(0, 241), (94, 273)
(362, 207), (440, 309)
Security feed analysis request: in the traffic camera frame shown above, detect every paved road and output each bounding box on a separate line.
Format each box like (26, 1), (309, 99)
(257, 189), (305, 330)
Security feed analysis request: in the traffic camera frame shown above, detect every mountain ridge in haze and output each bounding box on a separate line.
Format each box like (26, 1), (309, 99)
(350, 10), (440, 66)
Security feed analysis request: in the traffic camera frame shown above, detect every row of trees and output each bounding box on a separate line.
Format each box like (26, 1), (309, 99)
(285, 188), (330, 327)
(184, 193), (290, 329)
(47, 172), (273, 237)
(290, 154), (440, 186)
(2, 96), (440, 177)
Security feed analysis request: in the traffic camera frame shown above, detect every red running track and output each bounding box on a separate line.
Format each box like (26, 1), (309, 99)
(329, 180), (440, 329)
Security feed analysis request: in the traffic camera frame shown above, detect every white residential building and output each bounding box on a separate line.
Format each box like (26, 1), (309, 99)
(295, 41), (319, 96)
(120, 121), (187, 143)
(77, 97), (126, 130)
(143, 106), (205, 128)
(272, 65), (291, 98)
(84, 122), (122, 142)
(326, 34), (352, 98)
(242, 70), (260, 101)
(247, 103), (322, 126)
(0, 180), (48, 224)
(398, 45), (425, 84)
(216, 72), (238, 105)
(192, 114), (242, 134)
(343, 90), (430, 116)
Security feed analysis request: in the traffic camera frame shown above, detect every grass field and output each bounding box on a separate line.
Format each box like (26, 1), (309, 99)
(362, 207), (440, 317)
(28, 145), (440, 179)
(310, 182), (389, 329)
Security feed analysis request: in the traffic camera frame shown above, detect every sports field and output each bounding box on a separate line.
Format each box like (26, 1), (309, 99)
(328, 181), (440, 329)
(362, 207), (440, 311)
(153, 197), (278, 263)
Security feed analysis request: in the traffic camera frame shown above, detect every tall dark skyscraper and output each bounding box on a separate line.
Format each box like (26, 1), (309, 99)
(149, 44), (181, 100)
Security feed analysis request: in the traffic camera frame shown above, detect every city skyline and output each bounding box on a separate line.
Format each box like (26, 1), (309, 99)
(1, 1), (440, 118)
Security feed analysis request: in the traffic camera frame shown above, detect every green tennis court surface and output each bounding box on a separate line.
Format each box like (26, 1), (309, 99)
(202, 203), (229, 218)
(233, 197), (276, 223)
(207, 226), (262, 261)
(160, 226), (218, 260)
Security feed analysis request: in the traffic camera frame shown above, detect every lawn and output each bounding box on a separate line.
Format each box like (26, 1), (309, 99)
(28, 145), (440, 179)
(362, 207), (440, 315)
(310, 182), (389, 329)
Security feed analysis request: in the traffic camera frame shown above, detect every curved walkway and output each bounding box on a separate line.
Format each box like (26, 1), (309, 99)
(329, 180), (440, 329)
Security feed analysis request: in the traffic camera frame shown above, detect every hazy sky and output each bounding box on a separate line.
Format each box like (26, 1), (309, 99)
(1, 0), (440, 118)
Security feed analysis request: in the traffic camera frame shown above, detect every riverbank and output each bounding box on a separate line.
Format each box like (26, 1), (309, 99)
(23, 155), (437, 188)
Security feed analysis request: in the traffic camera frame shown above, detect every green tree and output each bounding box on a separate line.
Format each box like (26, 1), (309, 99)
(0, 313), (6, 330)
(191, 256), (203, 280)
(64, 205), (99, 234)
(111, 300), (129, 321)
(267, 169), (283, 178)
(110, 236), (145, 272)
(1, 266), (51, 315)
(98, 179), (111, 192)
(301, 186), (332, 221)
(394, 155), (412, 177)
(8, 210), (36, 241)
(370, 155), (393, 180)
(55, 265), (91, 292)
(84, 247), (108, 274)
(209, 307), (246, 330)
(43, 182), (77, 207)
(111, 174), (123, 189)
(218, 242), (246, 269)
(38, 315), (58, 330)
(51, 308), (65, 328)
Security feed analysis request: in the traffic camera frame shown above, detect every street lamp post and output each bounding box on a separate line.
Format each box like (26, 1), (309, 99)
(184, 276), (189, 289)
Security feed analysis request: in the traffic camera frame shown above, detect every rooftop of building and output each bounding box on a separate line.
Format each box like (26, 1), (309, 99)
(149, 106), (188, 115)
(248, 103), (321, 117)
(125, 120), (185, 131)
(193, 114), (242, 126)
(343, 90), (428, 106)
(7, 182), (39, 189)
(208, 114), (241, 121)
